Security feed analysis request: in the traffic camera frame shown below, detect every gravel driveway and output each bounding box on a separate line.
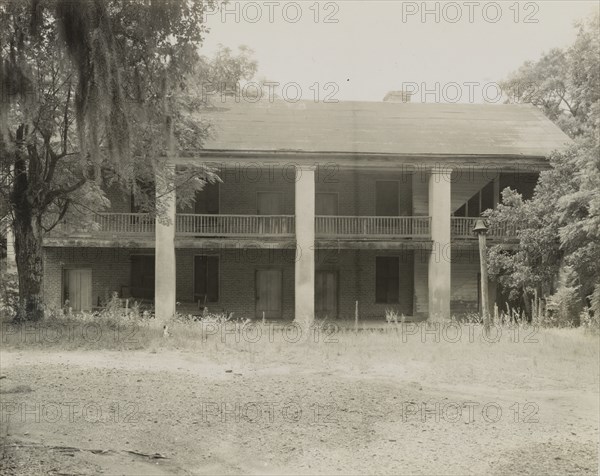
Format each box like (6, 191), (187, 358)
(1, 344), (598, 475)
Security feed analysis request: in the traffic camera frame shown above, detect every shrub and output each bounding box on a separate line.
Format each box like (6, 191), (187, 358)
(544, 267), (583, 327)
(0, 271), (18, 319)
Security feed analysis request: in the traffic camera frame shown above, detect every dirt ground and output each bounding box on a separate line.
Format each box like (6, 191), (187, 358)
(1, 332), (599, 475)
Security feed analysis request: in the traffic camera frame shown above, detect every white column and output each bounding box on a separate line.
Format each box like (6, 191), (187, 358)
(428, 167), (452, 319)
(155, 165), (176, 320)
(294, 165), (315, 326)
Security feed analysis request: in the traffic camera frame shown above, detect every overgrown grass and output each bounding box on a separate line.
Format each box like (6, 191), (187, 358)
(2, 289), (598, 392)
(2, 311), (598, 394)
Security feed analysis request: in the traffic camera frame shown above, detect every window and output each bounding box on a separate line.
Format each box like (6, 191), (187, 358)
(130, 255), (155, 299)
(376, 181), (399, 216)
(376, 257), (400, 303)
(195, 182), (220, 214)
(257, 192), (284, 215)
(194, 256), (219, 303)
(316, 193), (339, 216)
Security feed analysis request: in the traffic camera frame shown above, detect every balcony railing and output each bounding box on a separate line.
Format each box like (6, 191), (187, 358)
(451, 217), (517, 240)
(50, 213), (155, 236)
(315, 216), (431, 239)
(177, 214), (295, 237)
(50, 214), (515, 242)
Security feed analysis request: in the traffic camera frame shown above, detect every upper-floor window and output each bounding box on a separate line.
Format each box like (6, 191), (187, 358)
(195, 182), (220, 214)
(316, 193), (339, 216)
(257, 191), (284, 215)
(375, 180), (412, 216)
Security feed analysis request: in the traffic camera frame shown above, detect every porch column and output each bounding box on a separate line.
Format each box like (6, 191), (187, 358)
(294, 165), (316, 326)
(155, 165), (176, 320)
(428, 167), (452, 319)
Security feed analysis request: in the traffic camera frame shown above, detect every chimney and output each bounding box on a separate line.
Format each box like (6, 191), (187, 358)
(383, 90), (412, 103)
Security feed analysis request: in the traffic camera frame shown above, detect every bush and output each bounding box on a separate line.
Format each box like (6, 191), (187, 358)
(544, 267), (583, 327)
(581, 282), (600, 335)
(0, 271), (18, 319)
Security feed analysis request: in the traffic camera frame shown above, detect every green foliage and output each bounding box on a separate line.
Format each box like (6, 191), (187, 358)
(0, 271), (19, 318)
(489, 13), (600, 318)
(544, 267), (583, 327)
(500, 14), (599, 138)
(0, 2), (260, 320)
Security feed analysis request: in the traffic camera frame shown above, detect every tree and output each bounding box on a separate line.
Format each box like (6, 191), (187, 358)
(0, 1), (257, 321)
(500, 14), (599, 138)
(488, 13), (600, 319)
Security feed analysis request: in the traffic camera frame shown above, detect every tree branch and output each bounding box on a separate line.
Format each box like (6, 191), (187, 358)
(43, 198), (70, 233)
(43, 177), (86, 209)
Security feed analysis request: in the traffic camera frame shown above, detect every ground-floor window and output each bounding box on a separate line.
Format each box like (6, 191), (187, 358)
(376, 257), (400, 303)
(63, 268), (92, 311)
(255, 268), (282, 319)
(194, 256), (219, 304)
(375, 255), (415, 314)
(316, 270), (338, 318)
(130, 255), (155, 299)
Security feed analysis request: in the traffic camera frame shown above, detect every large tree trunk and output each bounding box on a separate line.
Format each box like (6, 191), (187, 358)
(12, 211), (45, 322)
(10, 124), (46, 322)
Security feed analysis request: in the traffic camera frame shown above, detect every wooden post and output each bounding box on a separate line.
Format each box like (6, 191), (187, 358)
(354, 301), (359, 333)
(478, 232), (490, 333)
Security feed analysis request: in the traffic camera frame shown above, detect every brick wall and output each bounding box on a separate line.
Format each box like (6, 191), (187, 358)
(43, 247), (146, 309)
(44, 245), (482, 319)
(175, 248), (296, 319)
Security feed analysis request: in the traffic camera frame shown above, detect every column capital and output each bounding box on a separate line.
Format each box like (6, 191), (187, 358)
(430, 165), (453, 175)
(295, 164), (317, 172)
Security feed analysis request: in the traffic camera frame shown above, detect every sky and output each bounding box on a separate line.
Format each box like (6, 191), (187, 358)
(200, 0), (599, 103)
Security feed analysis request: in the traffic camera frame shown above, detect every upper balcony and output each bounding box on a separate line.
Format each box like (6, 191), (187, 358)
(47, 213), (517, 246)
(49, 214), (429, 240)
(316, 216), (431, 240)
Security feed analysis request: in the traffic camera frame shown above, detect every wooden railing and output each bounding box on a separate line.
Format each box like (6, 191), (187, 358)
(451, 217), (517, 239)
(49, 214), (516, 241)
(50, 213), (155, 236)
(97, 213), (155, 234)
(315, 216), (431, 238)
(177, 214), (295, 237)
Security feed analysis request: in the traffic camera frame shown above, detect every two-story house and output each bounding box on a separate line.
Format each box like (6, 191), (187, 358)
(12, 98), (570, 322)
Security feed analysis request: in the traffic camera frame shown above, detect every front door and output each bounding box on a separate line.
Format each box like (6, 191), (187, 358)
(316, 270), (338, 318)
(64, 268), (92, 311)
(256, 269), (283, 319)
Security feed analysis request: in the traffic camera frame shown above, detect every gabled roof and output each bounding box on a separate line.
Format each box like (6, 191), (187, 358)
(198, 100), (572, 157)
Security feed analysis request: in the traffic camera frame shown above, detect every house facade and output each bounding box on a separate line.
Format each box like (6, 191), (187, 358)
(5, 99), (571, 322)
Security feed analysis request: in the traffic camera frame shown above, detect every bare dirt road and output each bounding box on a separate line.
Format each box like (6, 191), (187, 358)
(1, 341), (598, 475)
